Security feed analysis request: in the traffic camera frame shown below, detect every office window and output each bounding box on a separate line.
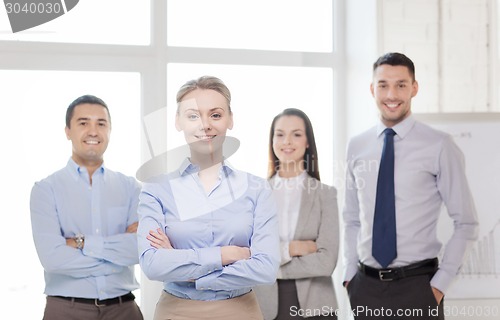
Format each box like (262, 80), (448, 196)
(1, 1), (342, 318)
(167, 0), (333, 52)
(0, 0), (150, 45)
(156, 63), (335, 183)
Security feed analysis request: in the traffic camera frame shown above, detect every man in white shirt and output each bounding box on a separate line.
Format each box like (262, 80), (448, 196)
(342, 52), (478, 320)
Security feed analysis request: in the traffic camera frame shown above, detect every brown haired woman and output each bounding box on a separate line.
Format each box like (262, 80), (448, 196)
(255, 108), (339, 320)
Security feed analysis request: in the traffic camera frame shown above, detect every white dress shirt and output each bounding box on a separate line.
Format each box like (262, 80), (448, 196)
(273, 171), (307, 266)
(343, 115), (479, 293)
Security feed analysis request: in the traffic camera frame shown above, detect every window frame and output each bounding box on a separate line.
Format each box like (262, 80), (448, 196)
(0, 1), (345, 319)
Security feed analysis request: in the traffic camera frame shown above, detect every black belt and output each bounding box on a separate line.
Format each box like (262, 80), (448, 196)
(358, 258), (438, 281)
(53, 292), (135, 307)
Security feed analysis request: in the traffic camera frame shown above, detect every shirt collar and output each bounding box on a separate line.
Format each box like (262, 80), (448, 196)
(272, 170), (308, 188)
(376, 114), (416, 140)
(178, 157), (235, 177)
(66, 157), (106, 181)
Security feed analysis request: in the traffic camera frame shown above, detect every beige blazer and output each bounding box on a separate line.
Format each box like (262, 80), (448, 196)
(254, 176), (339, 319)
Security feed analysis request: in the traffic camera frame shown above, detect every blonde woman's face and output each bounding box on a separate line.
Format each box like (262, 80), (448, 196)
(175, 89), (233, 155)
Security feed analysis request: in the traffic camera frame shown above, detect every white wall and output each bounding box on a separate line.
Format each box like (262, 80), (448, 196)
(344, 0), (380, 140)
(380, 0), (491, 112)
(337, 2), (380, 319)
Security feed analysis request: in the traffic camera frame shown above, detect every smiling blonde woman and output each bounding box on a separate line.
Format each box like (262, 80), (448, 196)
(137, 76), (280, 320)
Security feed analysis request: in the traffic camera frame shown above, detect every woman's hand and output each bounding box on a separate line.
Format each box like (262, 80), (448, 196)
(148, 228), (251, 267)
(147, 228), (173, 249)
(221, 245), (251, 266)
(126, 221), (139, 233)
(289, 240), (317, 257)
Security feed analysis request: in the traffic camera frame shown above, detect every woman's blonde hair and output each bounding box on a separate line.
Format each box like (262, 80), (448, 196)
(176, 76), (231, 113)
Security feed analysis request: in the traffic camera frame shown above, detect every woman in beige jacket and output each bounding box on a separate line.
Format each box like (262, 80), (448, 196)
(254, 108), (339, 320)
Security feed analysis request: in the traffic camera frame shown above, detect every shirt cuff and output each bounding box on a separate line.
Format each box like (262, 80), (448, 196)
(195, 269), (223, 291)
(343, 263), (358, 283)
(430, 269), (454, 295)
(280, 241), (292, 266)
(196, 246), (223, 278)
(82, 234), (104, 259)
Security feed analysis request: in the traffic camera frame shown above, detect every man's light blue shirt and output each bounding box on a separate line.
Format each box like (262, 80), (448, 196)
(138, 159), (280, 301)
(30, 158), (141, 299)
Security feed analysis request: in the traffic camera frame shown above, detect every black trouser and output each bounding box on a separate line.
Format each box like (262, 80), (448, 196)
(347, 270), (444, 320)
(276, 279), (337, 320)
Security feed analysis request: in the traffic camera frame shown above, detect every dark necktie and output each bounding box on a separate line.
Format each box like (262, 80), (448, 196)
(372, 128), (397, 268)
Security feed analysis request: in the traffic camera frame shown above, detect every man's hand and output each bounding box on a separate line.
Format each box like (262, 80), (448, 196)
(432, 287), (444, 304)
(221, 246), (251, 266)
(66, 238), (77, 248)
(126, 221), (139, 233)
(289, 240), (317, 257)
(66, 237), (84, 249)
(147, 228), (173, 249)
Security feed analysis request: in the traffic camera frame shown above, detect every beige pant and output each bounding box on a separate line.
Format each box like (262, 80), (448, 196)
(153, 290), (263, 320)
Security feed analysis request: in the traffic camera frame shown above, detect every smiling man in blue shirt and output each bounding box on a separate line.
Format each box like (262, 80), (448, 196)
(30, 95), (143, 320)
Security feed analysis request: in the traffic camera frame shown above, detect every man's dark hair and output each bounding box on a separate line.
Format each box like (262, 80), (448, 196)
(373, 52), (416, 82)
(66, 95), (110, 128)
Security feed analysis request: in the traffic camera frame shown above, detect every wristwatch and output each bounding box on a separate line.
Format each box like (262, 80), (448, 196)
(74, 234), (85, 250)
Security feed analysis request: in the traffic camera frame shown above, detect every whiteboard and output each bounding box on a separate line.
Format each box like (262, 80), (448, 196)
(415, 113), (500, 299)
